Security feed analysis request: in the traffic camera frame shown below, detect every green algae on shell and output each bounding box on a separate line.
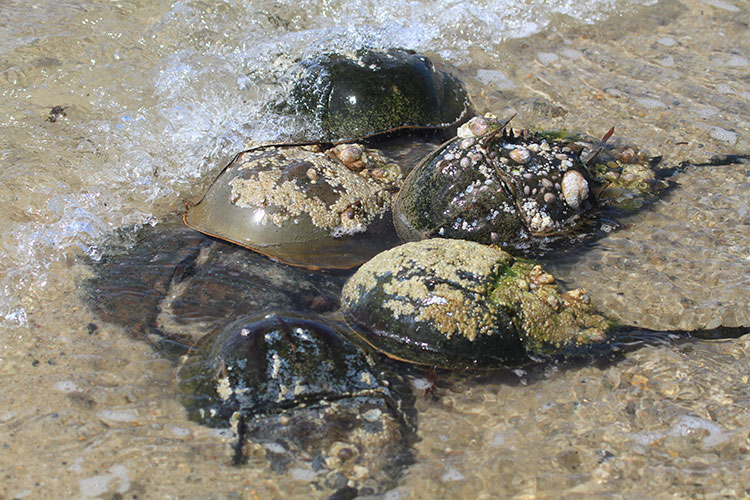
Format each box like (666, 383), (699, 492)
(341, 239), (610, 369)
(183, 143), (403, 269)
(529, 126), (670, 214)
(285, 49), (472, 143)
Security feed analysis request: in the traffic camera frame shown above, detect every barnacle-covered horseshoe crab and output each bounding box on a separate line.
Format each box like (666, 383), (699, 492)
(341, 238), (611, 369)
(393, 115), (669, 253)
(183, 142), (404, 269)
(283, 48), (473, 143)
(177, 313), (413, 495)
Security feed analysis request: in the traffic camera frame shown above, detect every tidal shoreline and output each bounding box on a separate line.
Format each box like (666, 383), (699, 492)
(1, 0), (748, 497)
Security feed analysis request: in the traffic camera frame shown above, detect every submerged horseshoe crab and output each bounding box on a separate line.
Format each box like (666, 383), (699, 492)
(341, 238), (610, 369)
(283, 48), (472, 143)
(84, 223), (415, 496)
(177, 313), (413, 494)
(183, 143), (404, 269)
(393, 115), (669, 253)
(85, 219), (349, 349)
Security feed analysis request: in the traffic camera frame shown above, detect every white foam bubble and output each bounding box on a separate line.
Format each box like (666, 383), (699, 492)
(660, 55), (675, 67)
(54, 380), (78, 393)
(709, 126), (738, 144)
(441, 467), (465, 482)
(670, 415), (728, 447)
(700, 0), (740, 11)
(561, 48), (583, 60)
(79, 465), (129, 499)
(658, 37), (676, 46)
(726, 55), (749, 67)
(475, 69), (516, 90)
(635, 97), (668, 109)
(290, 467), (319, 481)
(97, 410), (139, 423)
(537, 52), (560, 66)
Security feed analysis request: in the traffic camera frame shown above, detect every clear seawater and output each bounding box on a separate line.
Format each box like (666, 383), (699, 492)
(1, 0), (749, 498)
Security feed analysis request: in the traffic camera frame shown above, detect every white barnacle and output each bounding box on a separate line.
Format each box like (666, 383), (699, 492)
(216, 376), (233, 401)
(271, 352), (282, 379)
(423, 295), (448, 306)
(359, 371), (374, 386)
(509, 148), (530, 164)
(561, 170), (589, 210)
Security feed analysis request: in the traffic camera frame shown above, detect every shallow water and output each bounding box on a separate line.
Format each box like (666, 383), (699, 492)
(1, 0), (749, 498)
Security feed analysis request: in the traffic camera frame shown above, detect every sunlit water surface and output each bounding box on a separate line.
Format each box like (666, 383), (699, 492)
(1, 0), (749, 498)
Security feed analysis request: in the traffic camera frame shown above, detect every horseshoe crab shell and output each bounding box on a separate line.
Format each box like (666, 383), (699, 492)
(286, 49), (472, 143)
(176, 313), (395, 426)
(393, 118), (597, 248)
(177, 313), (413, 494)
(340, 239), (610, 369)
(184, 143), (403, 269)
(393, 115), (669, 252)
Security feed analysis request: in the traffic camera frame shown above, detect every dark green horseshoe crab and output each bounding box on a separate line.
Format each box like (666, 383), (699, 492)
(393, 114), (669, 253)
(177, 313), (413, 493)
(283, 48), (472, 143)
(84, 223), (416, 497)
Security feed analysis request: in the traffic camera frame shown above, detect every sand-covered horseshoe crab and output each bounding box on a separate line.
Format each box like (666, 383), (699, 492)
(341, 238), (610, 369)
(393, 115), (668, 252)
(184, 143), (404, 269)
(283, 48), (473, 143)
(177, 313), (413, 495)
(340, 236), (749, 370)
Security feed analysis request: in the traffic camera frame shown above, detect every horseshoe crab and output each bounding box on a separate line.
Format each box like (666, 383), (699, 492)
(183, 143), (403, 269)
(340, 237), (749, 370)
(84, 223), (415, 496)
(177, 313), (413, 494)
(85, 219), (348, 350)
(393, 115), (669, 253)
(283, 48), (472, 143)
(341, 238), (610, 369)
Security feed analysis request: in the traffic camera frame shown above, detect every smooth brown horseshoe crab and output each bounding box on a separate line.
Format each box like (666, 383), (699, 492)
(183, 143), (404, 269)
